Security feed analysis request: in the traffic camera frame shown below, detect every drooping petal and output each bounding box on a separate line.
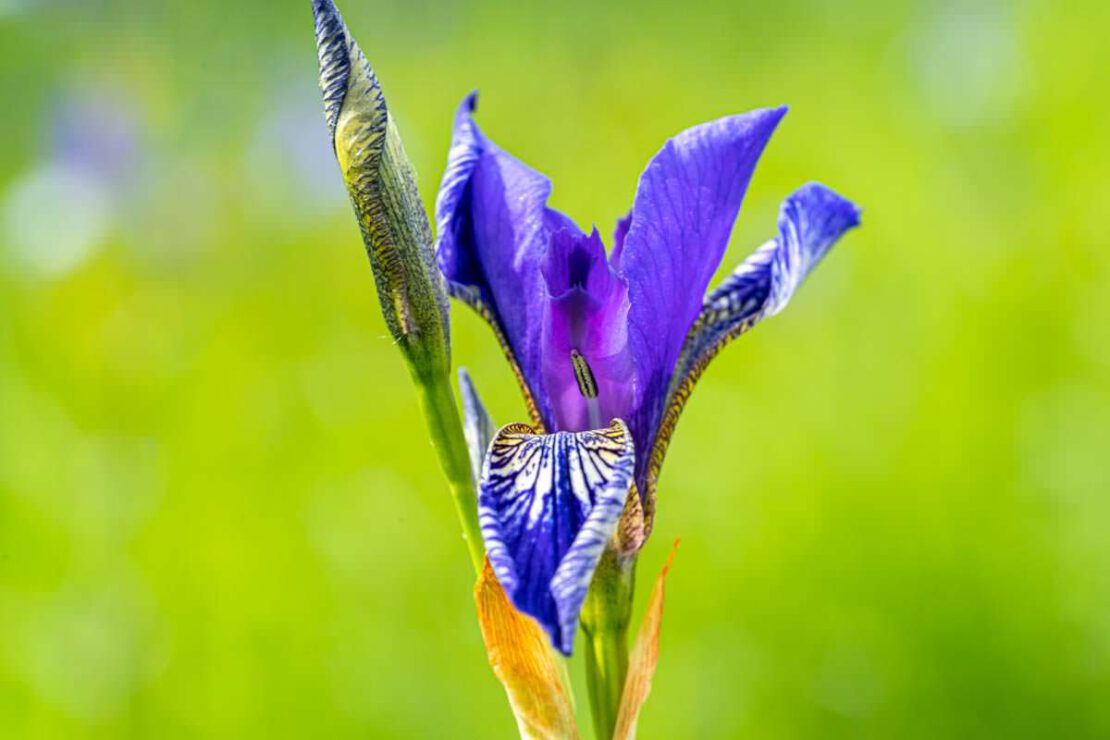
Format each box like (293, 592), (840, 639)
(479, 421), (635, 655)
(617, 107), (787, 481)
(642, 182), (861, 508)
(613, 540), (679, 740)
(435, 93), (583, 428)
(681, 181), (861, 390)
(474, 559), (580, 740)
(459, 367), (496, 490)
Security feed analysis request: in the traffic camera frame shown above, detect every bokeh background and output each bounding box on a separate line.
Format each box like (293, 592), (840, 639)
(2, 0), (1108, 737)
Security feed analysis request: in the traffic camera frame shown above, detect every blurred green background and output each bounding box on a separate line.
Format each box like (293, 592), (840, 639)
(1, 0), (1108, 737)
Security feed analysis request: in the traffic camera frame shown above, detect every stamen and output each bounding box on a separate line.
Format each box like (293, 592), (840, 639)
(570, 349), (598, 400)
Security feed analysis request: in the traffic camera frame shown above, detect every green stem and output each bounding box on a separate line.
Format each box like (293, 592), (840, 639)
(580, 547), (636, 739)
(413, 368), (484, 574)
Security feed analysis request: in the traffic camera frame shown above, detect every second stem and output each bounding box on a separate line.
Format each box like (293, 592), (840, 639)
(580, 547), (636, 739)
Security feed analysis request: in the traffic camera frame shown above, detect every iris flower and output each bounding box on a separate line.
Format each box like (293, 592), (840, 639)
(438, 93), (860, 654)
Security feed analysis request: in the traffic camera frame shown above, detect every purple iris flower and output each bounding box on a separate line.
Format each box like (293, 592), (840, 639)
(440, 93), (860, 654)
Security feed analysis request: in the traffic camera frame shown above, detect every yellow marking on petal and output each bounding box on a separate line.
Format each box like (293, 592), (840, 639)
(614, 482), (646, 556)
(474, 558), (580, 739)
(450, 285), (545, 431)
(613, 540), (679, 740)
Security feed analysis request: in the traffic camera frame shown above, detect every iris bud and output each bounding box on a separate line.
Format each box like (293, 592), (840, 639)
(312, 0), (451, 381)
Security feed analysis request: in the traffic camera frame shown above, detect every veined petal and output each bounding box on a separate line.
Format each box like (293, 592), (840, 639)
(618, 107), (787, 485)
(681, 182), (860, 388)
(479, 420), (635, 655)
(459, 367), (496, 490)
(435, 94), (582, 429)
(644, 182), (861, 505)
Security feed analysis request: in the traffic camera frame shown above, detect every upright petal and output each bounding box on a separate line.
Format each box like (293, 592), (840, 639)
(618, 107), (787, 478)
(611, 211), (632, 266)
(643, 183), (861, 508)
(435, 94), (483, 286)
(435, 94), (582, 428)
(479, 421), (635, 655)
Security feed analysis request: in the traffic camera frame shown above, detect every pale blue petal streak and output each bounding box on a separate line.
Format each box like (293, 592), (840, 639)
(677, 182), (861, 382)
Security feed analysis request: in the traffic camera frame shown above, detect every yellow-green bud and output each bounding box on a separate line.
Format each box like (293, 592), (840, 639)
(312, 0), (451, 381)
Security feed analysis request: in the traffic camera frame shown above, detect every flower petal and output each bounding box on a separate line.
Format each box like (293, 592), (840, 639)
(643, 182), (861, 507)
(540, 228), (635, 433)
(435, 94), (581, 428)
(435, 93), (483, 279)
(681, 181), (861, 388)
(474, 559), (581, 740)
(617, 107), (787, 482)
(459, 367), (496, 490)
(479, 420), (635, 655)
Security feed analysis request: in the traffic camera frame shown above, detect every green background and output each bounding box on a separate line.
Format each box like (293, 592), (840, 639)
(2, 0), (1108, 737)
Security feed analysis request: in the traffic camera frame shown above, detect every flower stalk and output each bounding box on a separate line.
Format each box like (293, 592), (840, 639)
(312, 0), (482, 573)
(580, 548), (636, 739)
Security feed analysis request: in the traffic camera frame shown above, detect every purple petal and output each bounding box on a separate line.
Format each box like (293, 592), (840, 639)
(435, 93), (583, 425)
(541, 227), (609, 299)
(540, 229), (635, 433)
(434, 93), (483, 285)
(618, 106), (787, 469)
(478, 421), (635, 655)
(611, 211), (632, 268)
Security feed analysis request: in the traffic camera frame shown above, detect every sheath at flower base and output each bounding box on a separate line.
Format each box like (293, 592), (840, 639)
(438, 92), (861, 655)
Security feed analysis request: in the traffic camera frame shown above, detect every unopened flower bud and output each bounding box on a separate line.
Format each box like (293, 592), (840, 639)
(312, 0), (451, 380)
